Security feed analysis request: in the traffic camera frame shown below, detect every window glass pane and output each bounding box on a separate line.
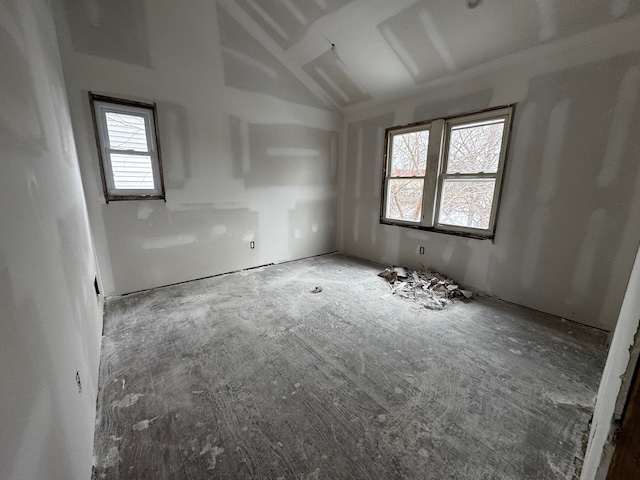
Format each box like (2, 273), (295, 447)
(446, 119), (504, 174)
(105, 112), (149, 152)
(390, 129), (429, 176)
(110, 154), (155, 190)
(438, 179), (495, 229)
(386, 178), (423, 222)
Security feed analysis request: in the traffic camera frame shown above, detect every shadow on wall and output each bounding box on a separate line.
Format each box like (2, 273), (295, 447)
(289, 199), (337, 259)
(229, 116), (338, 187)
(217, 4), (327, 109)
(63, 0), (151, 67)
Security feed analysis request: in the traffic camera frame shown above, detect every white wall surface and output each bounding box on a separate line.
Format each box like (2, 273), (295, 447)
(53, 0), (342, 296)
(339, 18), (640, 331)
(580, 244), (640, 480)
(0, 0), (103, 478)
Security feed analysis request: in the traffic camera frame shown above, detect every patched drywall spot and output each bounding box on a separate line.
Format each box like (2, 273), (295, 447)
(493, 101), (538, 262)
(63, 0), (151, 66)
(103, 205), (260, 294)
(217, 5), (326, 109)
(0, 8), (43, 149)
(157, 102), (191, 189)
(353, 205), (360, 243)
(413, 90), (493, 122)
(289, 199), (337, 258)
(534, 0), (556, 42)
(373, 126), (385, 199)
(521, 206), (548, 290)
(536, 98), (570, 204)
(596, 65), (640, 188)
(142, 234), (198, 250)
(354, 128), (363, 199)
(346, 113), (395, 204)
(441, 242), (455, 264)
(378, 3), (450, 84)
(571, 208), (607, 298)
(303, 49), (371, 107)
(211, 224), (227, 237)
(242, 231), (255, 242)
(137, 205), (154, 220)
(241, 124), (337, 186)
(371, 209), (378, 244)
(235, 0), (353, 49)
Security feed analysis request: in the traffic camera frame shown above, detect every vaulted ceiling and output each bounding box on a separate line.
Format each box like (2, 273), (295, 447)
(219, 0), (640, 110)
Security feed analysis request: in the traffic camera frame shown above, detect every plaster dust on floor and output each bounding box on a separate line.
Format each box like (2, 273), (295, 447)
(92, 254), (606, 479)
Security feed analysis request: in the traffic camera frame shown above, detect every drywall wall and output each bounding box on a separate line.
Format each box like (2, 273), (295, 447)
(53, 0), (342, 295)
(0, 0), (102, 479)
(581, 245), (640, 479)
(339, 20), (640, 331)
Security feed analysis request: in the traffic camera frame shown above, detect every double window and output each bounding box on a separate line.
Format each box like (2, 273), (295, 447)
(90, 94), (165, 202)
(381, 105), (513, 238)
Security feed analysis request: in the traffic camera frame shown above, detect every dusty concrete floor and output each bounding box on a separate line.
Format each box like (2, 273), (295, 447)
(93, 254), (607, 479)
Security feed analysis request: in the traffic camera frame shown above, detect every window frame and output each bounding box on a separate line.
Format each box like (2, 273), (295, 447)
(380, 105), (514, 240)
(89, 93), (166, 202)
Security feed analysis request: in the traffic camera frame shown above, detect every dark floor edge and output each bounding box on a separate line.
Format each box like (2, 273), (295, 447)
(105, 251), (340, 300)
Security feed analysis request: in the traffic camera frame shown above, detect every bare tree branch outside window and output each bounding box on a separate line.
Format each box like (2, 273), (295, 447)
(438, 121), (504, 228)
(386, 130), (429, 222)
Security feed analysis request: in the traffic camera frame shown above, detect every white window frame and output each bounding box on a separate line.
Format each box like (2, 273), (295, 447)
(381, 105), (514, 239)
(89, 93), (165, 202)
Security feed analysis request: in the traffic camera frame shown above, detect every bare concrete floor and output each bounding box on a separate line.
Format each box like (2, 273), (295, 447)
(93, 254), (607, 479)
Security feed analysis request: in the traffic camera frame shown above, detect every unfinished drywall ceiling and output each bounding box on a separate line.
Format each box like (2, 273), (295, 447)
(217, 5), (326, 109)
(303, 49), (372, 107)
(53, 0), (341, 295)
(217, 0), (640, 110)
(0, 0), (102, 478)
(339, 20), (640, 331)
(235, 0), (354, 49)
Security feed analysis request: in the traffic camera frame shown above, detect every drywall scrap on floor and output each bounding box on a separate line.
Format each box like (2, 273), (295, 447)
(93, 254), (607, 479)
(0, 0), (102, 479)
(53, 0), (342, 296)
(377, 265), (473, 309)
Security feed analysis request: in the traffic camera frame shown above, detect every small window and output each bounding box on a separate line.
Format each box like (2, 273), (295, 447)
(381, 105), (513, 238)
(89, 93), (165, 201)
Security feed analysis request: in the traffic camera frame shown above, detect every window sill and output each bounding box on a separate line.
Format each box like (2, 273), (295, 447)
(379, 219), (495, 241)
(105, 194), (166, 203)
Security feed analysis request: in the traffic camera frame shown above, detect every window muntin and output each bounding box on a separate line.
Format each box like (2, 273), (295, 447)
(90, 94), (165, 201)
(381, 106), (513, 238)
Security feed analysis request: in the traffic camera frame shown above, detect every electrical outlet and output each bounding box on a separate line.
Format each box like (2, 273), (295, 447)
(76, 371), (82, 393)
(250, 241), (255, 249)
(419, 246), (425, 255)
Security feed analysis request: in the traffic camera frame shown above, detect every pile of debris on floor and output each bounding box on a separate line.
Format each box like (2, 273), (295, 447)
(378, 266), (473, 310)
